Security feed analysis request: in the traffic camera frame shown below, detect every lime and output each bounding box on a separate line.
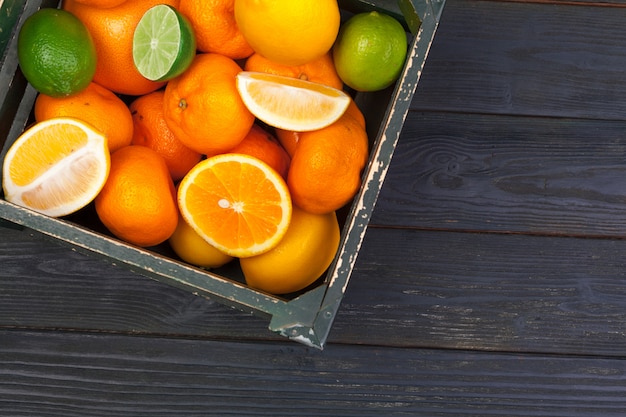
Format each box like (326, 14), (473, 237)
(332, 11), (408, 92)
(132, 4), (196, 82)
(17, 8), (96, 98)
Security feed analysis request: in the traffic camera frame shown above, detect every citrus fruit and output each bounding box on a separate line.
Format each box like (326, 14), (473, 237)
(168, 213), (234, 269)
(129, 91), (202, 182)
(275, 98), (366, 157)
(333, 11), (408, 92)
(240, 206), (340, 295)
(177, 153), (292, 258)
(163, 53), (255, 155)
(95, 145), (178, 247)
(70, 0), (128, 7)
(132, 4), (196, 82)
(179, 0), (253, 59)
(244, 52), (343, 90)
(2, 118), (110, 217)
(236, 71), (351, 132)
(287, 112), (369, 214)
(227, 124), (290, 179)
(63, 0), (179, 96)
(234, 0), (340, 66)
(17, 8), (96, 97)
(34, 82), (134, 153)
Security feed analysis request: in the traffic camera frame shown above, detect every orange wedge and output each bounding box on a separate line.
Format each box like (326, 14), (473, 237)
(177, 153), (292, 258)
(2, 117), (110, 217)
(236, 71), (351, 132)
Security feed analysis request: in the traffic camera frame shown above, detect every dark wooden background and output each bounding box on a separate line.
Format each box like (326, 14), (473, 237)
(4, 0), (626, 415)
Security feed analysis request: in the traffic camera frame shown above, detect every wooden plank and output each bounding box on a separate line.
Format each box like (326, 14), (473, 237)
(335, 226), (626, 354)
(5, 226), (626, 356)
(372, 111), (626, 236)
(2, 330), (626, 417)
(412, 0), (626, 119)
(0, 227), (279, 341)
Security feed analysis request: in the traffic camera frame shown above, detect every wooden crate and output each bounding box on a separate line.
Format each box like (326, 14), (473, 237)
(0, 0), (444, 348)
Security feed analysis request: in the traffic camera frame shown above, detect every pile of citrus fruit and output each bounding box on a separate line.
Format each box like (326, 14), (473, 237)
(4, 0), (409, 295)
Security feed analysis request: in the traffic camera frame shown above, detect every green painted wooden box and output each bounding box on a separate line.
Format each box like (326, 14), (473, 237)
(0, 0), (444, 348)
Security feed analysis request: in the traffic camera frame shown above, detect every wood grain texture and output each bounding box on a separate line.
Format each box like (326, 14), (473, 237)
(0, 228), (279, 341)
(2, 330), (626, 417)
(413, 0), (626, 119)
(4, 226), (626, 357)
(4, 0), (626, 415)
(336, 226), (626, 354)
(372, 111), (626, 235)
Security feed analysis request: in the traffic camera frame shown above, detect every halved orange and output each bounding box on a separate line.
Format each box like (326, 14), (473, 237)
(236, 71), (351, 132)
(2, 117), (110, 217)
(177, 153), (292, 258)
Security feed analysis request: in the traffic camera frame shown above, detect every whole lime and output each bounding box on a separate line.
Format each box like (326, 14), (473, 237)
(333, 11), (408, 92)
(17, 8), (97, 97)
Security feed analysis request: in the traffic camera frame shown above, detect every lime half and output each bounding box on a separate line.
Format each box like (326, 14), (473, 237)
(132, 4), (196, 82)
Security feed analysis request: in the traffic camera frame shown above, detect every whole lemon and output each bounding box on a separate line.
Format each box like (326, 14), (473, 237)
(169, 213), (234, 269)
(17, 8), (96, 97)
(240, 206), (340, 295)
(234, 0), (340, 66)
(333, 11), (408, 92)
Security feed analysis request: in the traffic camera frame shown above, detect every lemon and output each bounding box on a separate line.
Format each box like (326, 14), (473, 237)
(240, 206), (340, 295)
(234, 0), (340, 66)
(17, 8), (96, 97)
(2, 118), (110, 217)
(333, 11), (408, 92)
(168, 213), (234, 269)
(236, 71), (351, 132)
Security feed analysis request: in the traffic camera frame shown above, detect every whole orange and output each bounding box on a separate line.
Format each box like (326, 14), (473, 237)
(63, 0), (179, 96)
(95, 145), (178, 247)
(129, 90), (202, 182)
(227, 124), (290, 179)
(70, 0), (127, 7)
(244, 52), (343, 90)
(287, 112), (369, 214)
(34, 82), (133, 153)
(275, 98), (365, 158)
(179, 0), (253, 59)
(163, 53), (255, 155)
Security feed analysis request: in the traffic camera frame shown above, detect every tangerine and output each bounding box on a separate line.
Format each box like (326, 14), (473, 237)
(163, 53), (255, 155)
(227, 124), (290, 179)
(70, 0), (128, 7)
(34, 82), (133, 153)
(287, 112), (369, 214)
(129, 90), (202, 182)
(274, 98), (365, 158)
(179, 0), (253, 59)
(95, 145), (178, 247)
